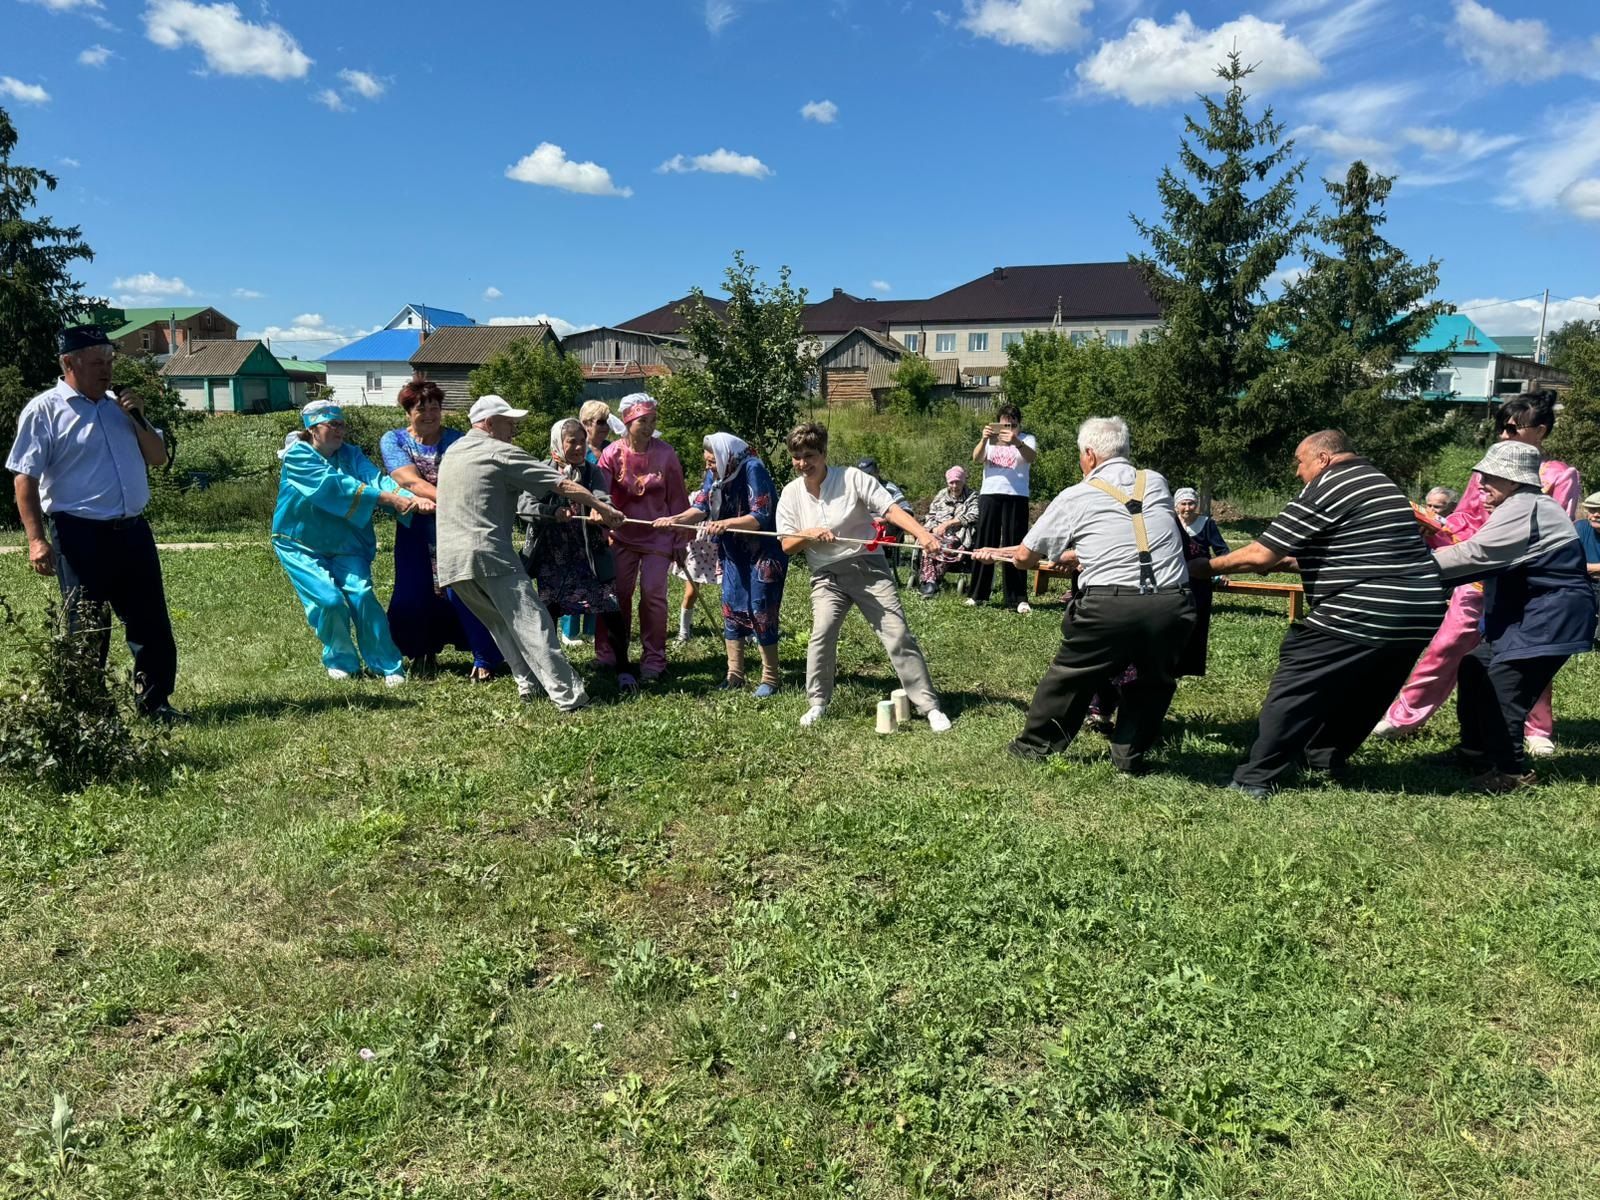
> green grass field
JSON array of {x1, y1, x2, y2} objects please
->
[{"x1": 2, "y1": 538, "x2": 1599, "y2": 1198}]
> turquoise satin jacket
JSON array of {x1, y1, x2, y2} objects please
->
[{"x1": 271, "y1": 441, "x2": 411, "y2": 560}]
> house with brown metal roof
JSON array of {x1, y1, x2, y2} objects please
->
[
  {"x1": 409, "y1": 323, "x2": 561, "y2": 410},
  {"x1": 885, "y1": 263, "x2": 1161, "y2": 381},
  {"x1": 616, "y1": 294, "x2": 728, "y2": 336},
  {"x1": 160, "y1": 339, "x2": 292, "y2": 413}
]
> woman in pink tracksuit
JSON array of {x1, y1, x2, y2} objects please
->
[
  {"x1": 1377, "y1": 391, "x2": 1581, "y2": 753},
  {"x1": 595, "y1": 393, "x2": 690, "y2": 680}
]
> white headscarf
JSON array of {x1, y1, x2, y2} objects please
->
[
  {"x1": 277, "y1": 431, "x2": 306, "y2": 459},
  {"x1": 703, "y1": 432, "x2": 750, "y2": 481},
  {"x1": 550, "y1": 417, "x2": 584, "y2": 462}
]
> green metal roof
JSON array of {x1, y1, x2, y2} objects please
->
[
  {"x1": 1490, "y1": 335, "x2": 1538, "y2": 358},
  {"x1": 275, "y1": 357, "x2": 326, "y2": 376},
  {"x1": 106, "y1": 306, "x2": 210, "y2": 340}
]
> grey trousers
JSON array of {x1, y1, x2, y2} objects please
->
[
  {"x1": 450, "y1": 572, "x2": 589, "y2": 712},
  {"x1": 807, "y1": 555, "x2": 940, "y2": 713}
]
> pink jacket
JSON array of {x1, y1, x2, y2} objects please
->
[{"x1": 598, "y1": 436, "x2": 691, "y2": 555}]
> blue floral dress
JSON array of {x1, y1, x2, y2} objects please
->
[
  {"x1": 694, "y1": 452, "x2": 788, "y2": 645},
  {"x1": 378, "y1": 426, "x2": 503, "y2": 670}
]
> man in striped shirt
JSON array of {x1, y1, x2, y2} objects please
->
[{"x1": 1211, "y1": 430, "x2": 1448, "y2": 794}]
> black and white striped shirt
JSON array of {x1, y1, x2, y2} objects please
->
[{"x1": 1258, "y1": 457, "x2": 1447, "y2": 644}]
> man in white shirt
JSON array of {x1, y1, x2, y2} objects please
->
[{"x1": 776, "y1": 422, "x2": 952, "y2": 732}]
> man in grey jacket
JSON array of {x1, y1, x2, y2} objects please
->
[{"x1": 435, "y1": 395, "x2": 623, "y2": 710}]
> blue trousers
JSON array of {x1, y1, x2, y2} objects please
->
[{"x1": 273, "y1": 541, "x2": 404, "y2": 676}]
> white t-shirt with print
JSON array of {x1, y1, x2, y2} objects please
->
[
  {"x1": 980, "y1": 432, "x2": 1036, "y2": 497},
  {"x1": 776, "y1": 465, "x2": 894, "y2": 570}
]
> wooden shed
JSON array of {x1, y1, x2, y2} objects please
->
[
  {"x1": 409, "y1": 324, "x2": 560, "y2": 410},
  {"x1": 562, "y1": 326, "x2": 700, "y2": 401},
  {"x1": 820, "y1": 327, "x2": 918, "y2": 407}
]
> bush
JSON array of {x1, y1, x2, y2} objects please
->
[{"x1": 0, "y1": 595, "x2": 168, "y2": 791}]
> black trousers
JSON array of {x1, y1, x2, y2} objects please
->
[
  {"x1": 1233, "y1": 624, "x2": 1423, "y2": 790},
  {"x1": 1011, "y1": 589, "x2": 1196, "y2": 771},
  {"x1": 51, "y1": 514, "x2": 177, "y2": 713},
  {"x1": 1458, "y1": 644, "x2": 1569, "y2": 776},
  {"x1": 969, "y1": 493, "x2": 1030, "y2": 606}
]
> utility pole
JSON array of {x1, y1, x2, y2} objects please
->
[{"x1": 1535, "y1": 288, "x2": 1550, "y2": 364}]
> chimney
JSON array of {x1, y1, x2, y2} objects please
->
[
  {"x1": 169, "y1": 312, "x2": 177, "y2": 353},
  {"x1": 833, "y1": 288, "x2": 844, "y2": 298},
  {"x1": 993, "y1": 266, "x2": 1006, "y2": 279}
]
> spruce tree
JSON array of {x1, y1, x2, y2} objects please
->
[
  {"x1": 0, "y1": 106, "x2": 95, "y2": 390},
  {"x1": 1273, "y1": 160, "x2": 1455, "y2": 484},
  {"x1": 1129, "y1": 54, "x2": 1306, "y2": 498}
]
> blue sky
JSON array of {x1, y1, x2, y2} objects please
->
[{"x1": 4, "y1": 0, "x2": 1598, "y2": 356}]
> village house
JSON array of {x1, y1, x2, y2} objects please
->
[
  {"x1": 560, "y1": 326, "x2": 697, "y2": 402},
  {"x1": 102, "y1": 306, "x2": 240, "y2": 358},
  {"x1": 408, "y1": 323, "x2": 561, "y2": 410},
  {"x1": 160, "y1": 340, "x2": 293, "y2": 413}
]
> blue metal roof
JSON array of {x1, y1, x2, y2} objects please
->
[
  {"x1": 1410, "y1": 314, "x2": 1500, "y2": 355},
  {"x1": 323, "y1": 329, "x2": 424, "y2": 362},
  {"x1": 410, "y1": 304, "x2": 474, "y2": 328}
]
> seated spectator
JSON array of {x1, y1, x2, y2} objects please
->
[
  {"x1": 1424, "y1": 486, "x2": 1460, "y2": 519},
  {"x1": 918, "y1": 466, "x2": 979, "y2": 597}
]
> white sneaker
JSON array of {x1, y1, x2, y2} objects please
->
[
  {"x1": 1371, "y1": 719, "x2": 1398, "y2": 738},
  {"x1": 964, "y1": 598, "x2": 978, "y2": 607},
  {"x1": 927, "y1": 710, "x2": 952, "y2": 734},
  {"x1": 559, "y1": 633, "x2": 584, "y2": 647},
  {"x1": 383, "y1": 673, "x2": 406, "y2": 688},
  {"x1": 799, "y1": 704, "x2": 827, "y2": 727},
  {"x1": 1017, "y1": 602, "x2": 1032, "y2": 615},
  {"x1": 1525, "y1": 734, "x2": 1556, "y2": 757},
  {"x1": 327, "y1": 668, "x2": 352, "y2": 681}
]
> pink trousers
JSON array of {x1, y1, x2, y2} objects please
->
[
  {"x1": 596, "y1": 545, "x2": 670, "y2": 678},
  {"x1": 1385, "y1": 583, "x2": 1554, "y2": 738}
]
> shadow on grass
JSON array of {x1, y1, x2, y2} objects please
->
[{"x1": 190, "y1": 692, "x2": 413, "y2": 723}]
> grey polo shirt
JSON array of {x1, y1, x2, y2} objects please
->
[
  {"x1": 1022, "y1": 457, "x2": 1188, "y2": 589},
  {"x1": 434, "y1": 427, "x2": 562, "y2": 586}
]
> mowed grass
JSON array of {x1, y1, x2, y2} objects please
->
[{"x1": 2, "y1": 542, "x2": 1600, "y2": 1199}]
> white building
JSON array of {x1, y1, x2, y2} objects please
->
[{"x1": 322, "y1": 329, "x2": 425, "y2": 408}]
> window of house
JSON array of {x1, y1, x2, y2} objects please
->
[
  {"x1": 1001, "y1": 332, "x2": 1022, "y2": 349},
  {"x1": 1105, "y1": 329, "x2": 1128, "y2": 347},
  {"x1": 1070, "y1": 331, "x2": 1089, "y2": 346},
  {"x1": 141, "y1": 331, "x2": 151, "y2": 350},
  {"x1": 367, "y1": 372, "x2": 383, "y2": 393},
  {"x1": 902, "y1": 333, "x2": 920, "y2": 352},
  {"x1": 1430, "y1": 370, "x2": 1453, "y2": 392},
  {"x1": 202, "y1": 313, "x2": 212, "y2": 330},
  {"x1": 935, "y1": 333, "x2": 956, "y2": 353},
  {"x1": 968, "y1": 332, "x2": 989, "y2": 353}
]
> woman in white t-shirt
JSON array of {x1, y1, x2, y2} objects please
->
[
  {"x1": 969, "y1": 402, "x2": 1038, "y2": 614},
  {"x1": 775, "y1": 422, "x2": 952, "y2": 733}
]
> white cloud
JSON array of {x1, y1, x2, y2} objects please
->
[
  {"x1": 0, "y1": 77, "x2": 52, "y2": 104},
  {"x1": 1300, "y1": 0, "x2": 1385, "y2": 57},
  {"x1": 144, "y1": 0, "x2": 312, "y2": 80},
  {"x1": 23, "y1": 0, "x2": 104, "y2": 10},
  {"x1": 483, "y1": 286, "x2": 503, "y2": 301},
  {"x1": 338, "y1": 68, "x2": 384, "y2": 99},
  {"x1": 1449, "y1": 0, "x2": 1561, "y2": 83},
  {"x1": 705, "y1": 0, "x2": 736, "y2": 33},
  {"x1": 59, "y1": 156, "x2": 80, "y2": 167},
  {"x1": 1506, "y1": 102, "x2": 1600, "y2": 221},
  {"x1": 658, "y1": 148, "x2": 773, "y2": 178},
  {"x1": 314, "y1": 88, "x2": 348, "y2": 112},
  {"x1": 505, "y1": 143, "x2": 632, "y2": 197},
  {"x1": 78, "y1": 44, "x2": 113, "y2": 66},
  {"x1": 801, "y1": 99, "x2": 839, "y2": 124},
  {"x1": 1563, "y1": 179, "x2": 1600, "y2": 221},
  {"x1": 1076, "y1": 13, "x2": 1323, "y2": 105},
  {"x1": 1453, "y1": 295, "x2": 1600, "y2": 336},
  {"x1": 1292, "y1": 125, "x2": 1395, "y2": 170},
  {"x1": 1401, "y1": 125, "x2": 1519, "y2": 162},
  {"x1": 243, "y1": 313, "x2": 376, "y2": 348},
  {"x1": 232, "y1": 287, "x2": 264, "y2": 299},
  {"x1": 1302, "y1": 82, "x2": 1418, "y2": 133},
  {"x1": 961, "y1": 0, "x2": 1091, "y2": 53},
  {"x1": 487, "y1": 314, "x2": 596, "y2": 339},
  {"x1": 871, "y1": 280, "x2": 892, "y2": 294},
  {"x1": 112, "y1": 272, "x2": 194, "y2": 302}
]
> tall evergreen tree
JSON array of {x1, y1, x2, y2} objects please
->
[
  {"x1": 0, "y1": 106, "x2": 95, "y2": 390},
  {"x1": 1271, "y1": 160, "x2": 1455, "y2": 483},
  {"x1": 1129, "y1": 54, "x2": 1306, "y2": 497}
]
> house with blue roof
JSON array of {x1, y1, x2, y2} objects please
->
[
  {"x1": 1400, "y1": 314, "x2": 1569, "y2": 407},
  {"x1": 321, "y1": 305, "x2": 477, "y2": 406}
]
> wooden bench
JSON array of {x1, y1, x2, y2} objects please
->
[
  {"x1": 1030, "y1": 570, "x2": 1306, "y2": 620},
  {"x1": 1215, "y1": 579, "x2": 1306, "y2": 620}
]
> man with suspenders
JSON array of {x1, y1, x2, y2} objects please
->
[{"x1": 976, "y1": 415, "x2": 1196, "y2": 773}]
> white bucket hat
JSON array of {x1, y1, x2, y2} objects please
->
[{"x1": 1472, "y1": 440, "x2": 1543, "y2": 488}]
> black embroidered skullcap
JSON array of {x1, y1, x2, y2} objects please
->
[{"x1": 57, "y1": 325, "x2": 113, "y2": 355}]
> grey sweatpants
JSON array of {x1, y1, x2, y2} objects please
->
[
  {"x1": 807, "y1": 554, "x2": 939, "y2": 714},
  {"x1": 450, "y1": 572, "x2": 589, "y2": 712}
]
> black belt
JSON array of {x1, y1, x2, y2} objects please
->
[
  {"x1": 53, "y1": 512, "x2": 146, "y2": 531},
  {"x1": 1078, "y1": 584, "x2": 1190, "y2": 597}
]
